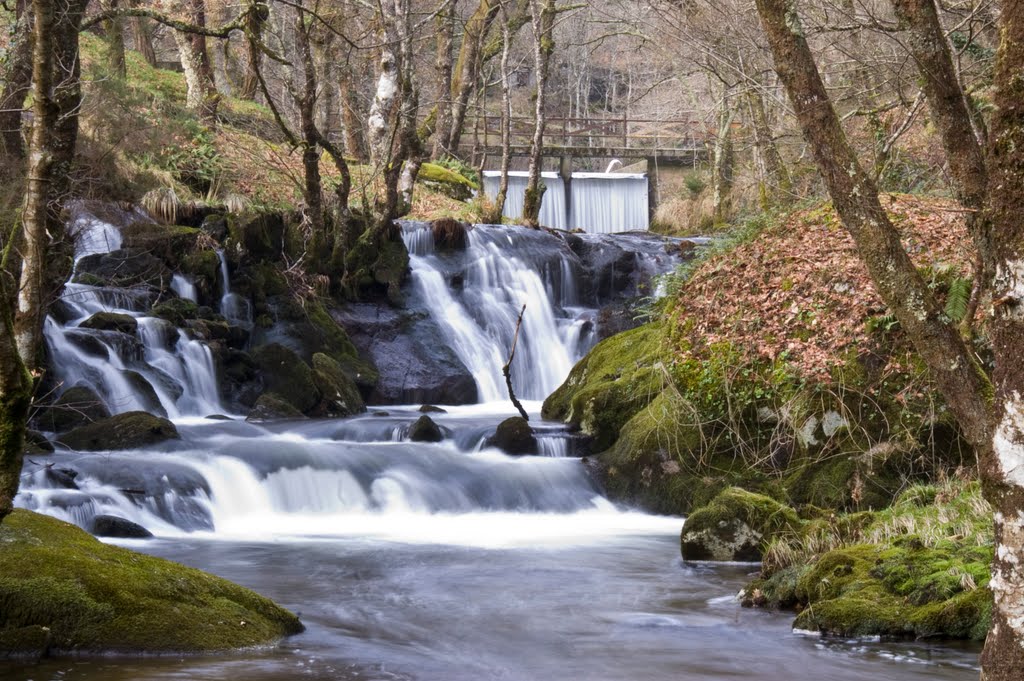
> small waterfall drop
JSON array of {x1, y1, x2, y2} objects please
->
[
  {"x1": 43, "y1": 205, "x2": 228, "y2": 419},
  {"x1": 217, "y1": 250, "x2": 253, "y2": 330},
  {"x1": 404, "y1": 224, "x2": 587, "y2": 402}
]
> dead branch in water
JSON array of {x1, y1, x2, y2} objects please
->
[{"x1": 503, "y1": 304, "x2": 529, "y2": 421}]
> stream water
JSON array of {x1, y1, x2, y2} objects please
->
[{"x1": 3, "y1": 207, "x2": 982, "y2": 679}]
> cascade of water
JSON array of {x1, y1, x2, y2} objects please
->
[
  {"x1": 42, "y1": 206, "x2": 228, "y2": 419},
  {"x1": 217, "y1": 250, "x2": 253, "y2": 329},
  {"x1": 170, "y1": 274, "x2": 197, "y2": 302},
  {"x1": 404, "y1": 225, "x2": 585, "y2": 402}
]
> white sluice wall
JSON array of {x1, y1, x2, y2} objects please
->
[{"x1": 482, "y1": 171, "x2": 649, "y2": 233}]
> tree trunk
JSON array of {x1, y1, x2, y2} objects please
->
[
  {"x1": 446, "y1": 0, "x2": 501, "y2": 155},
  {"x1": 493, "y1": 0, "x2": 513, "y2": 220},
  {"x1": 0, "y1": 0, "x2": 33, "y2": 161},
  {"x1": 173, "y1": 0, "x2": 218, "y2": 120},
  {"x1": 1, "y1": 0, "x2": 56, "y2": 523},
  {"x1": 295, "y1": 10, "x2": 324, "y2": 237},
  {"x1": 432, "y1": 2, "x2": 457, "y2": 159},
  {"x1": 978, "y1": 6, "x2": 1024, "y2": 678},
  {"x1": 105, "y1": 0, "x2": 127, "y2": 79},
  {"x1": 711, "y1": 91, "x2": 735, "y2": 224},
  {"x1": 746, "y1": 86, "x2": 790, "y2": 209},
  {"x1": 753, "y1": 0, "x2": 992, "y2": 464},
  {"x1": 238, "y1": 3, "x2": 265, "y2": 101},
  {"x1": 522, "y1": 0, "x2": 555, "y2": 227},
  {"x1": 338, "y1": 51, "x2": 369, "y2": 161}
]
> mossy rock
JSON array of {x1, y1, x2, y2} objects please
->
[
  {"x1": 34, "y1": 386, "x2": 110, "y2": 434},
  {"x1": 59, "y1": 411, "x2": 179, "y2": 451},
  {"x1": 680, "y1": 487, "x2": 802, "y2": 562},
  {"x1": 251, "y1": 343, "x2": 320, "y2": 414},
  {"x1": 151, "y1": 298, "x2": 200, "y2": 326},
  {"x1": 120, "y1": 370, "x2": 169, "y2": 417},
  {"x1": 119, "y1": 223, "x2": 200, "y2": 268},
  {"x1": 790, "y1": 542, "x2": 992, "y2": 640},
  {"x1": 542, "y1": 323, "x2": 669, "y2": 451},
  {"x1": 0, "y1": 510, "x2": 302, "y2": 655},
  {"x1": 246, "y1": 392, "x2": 305, "y2": 422},
  {"x1": 226, "y1": 212, "x2": 286, "y2": 260},
  {"x1": 311, "y1": 353, "x2": 365, "y2": 417},
  {"x1": 79, "y1": 312, "x2": 138, "y2": 335},
  {"x1": 343, "y1": 227, "x2": 409, "y2": 304}
]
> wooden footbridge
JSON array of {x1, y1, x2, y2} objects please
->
[{"x1": 463, "y1": 114, "x2": 715, "y2": 166}]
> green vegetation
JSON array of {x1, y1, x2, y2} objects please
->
[{"x1": 0, "y1": 510, "x2": 303, "y2": 656}]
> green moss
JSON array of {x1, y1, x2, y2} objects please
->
[
  {"x1": 119, "y1": 223, "x2": 201, "y2": 267},
  {"x1": 59, "y1": 412, "x2": 179, "y2": 451},
  {"x1": 418, "y1": 162, "x2": 479, "y2": 189},
  {"x1": 0, "y1": 510, "x2": 302, "y2": 654},
  {"x1": 311, "y1": 353, "x2": 365, "y2": 417},
  {"x1": 251, "y1": 344, "x2": 320, "y2": 414},
  {"x1": 151, "y1": 298, "x2": 200, "y2": 326},
  {"x1": 681, "y1": 488, "x2": 802, "y2": 561},
  {"x1": 542, "y1": 323, "x2": 669, "y2": 450}
]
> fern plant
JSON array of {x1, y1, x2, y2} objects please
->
[{"x1": 944, "y1": 277, "x2": 973, "y2": 322}]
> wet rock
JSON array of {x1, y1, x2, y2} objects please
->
[
  {"x1": 311, "y1": 353, "x2": 365, "y2": 417},
  {"x1": 200, "y1": 213, "x2": 229, "y2": 241},
  {"x1": 226, "y1": 212, "x2": 286, "y2": 260},
  {"x1": 251, "y1": 343, "x2": 320, "y2": 414},
  {"x1": 680, "y1": 488, "x2": 801, "y2": 562},
  {"x1": 120, "y1": 370, "x2": 169, "y2": 417},
  {"x1": 34, "y1": 385, "x2": 111, "y2": 433},
  {"x1": 212, "y1": 346, "x2": 263, "y2": 409},
  {"x1": 60, "y1": 411, "x2": 180, "y2": 451},
  {"x1": 409, "y1": 415, "x2": 444, "y2": 443},
  {"x1": 430, "y1": 218, "x2": 470, "y2": 250},
  {"x1": 43, "y1": 467, "x2": 78, "y2": 489},
  {"x1": 486, "y1": 417, "x2": 538, "y2": 455},
  {"x1": 79, "y1": 312, "x2": 138, "y2": 335},
  {"x1": 333, "y1": 304, "x2": 477, "y2": 406},
  {"x1": 246, "y1": 393, "x2": 306, "y2": 421},
  {"x1": 419, "y1": 405, "x2": 447, "y2": 414},
  {"x1": 151, "y1": 298, "x2": 200, "y2": 326},
  {"x1": 119, "y1": 223, "x2": 200, "y2": 268},
  {"x1": 64, "y1": 330, "x2": 110, "y2": 359},
  {"x1": 75, "y1": 249, "x2": 171, "y2": 289},
  {"x1": 91, "y1": 514, "x2": 153, "y2": 539},
  {"x1": 26, "y1": 431, "x2": 55, "y2": 455}
]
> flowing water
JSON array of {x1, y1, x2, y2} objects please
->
[{"x1": 5, "y1": 207, "x2": 981, "y2": 680}]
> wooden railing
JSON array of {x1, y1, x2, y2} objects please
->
[{"x1": 466, "y1": 115, "x2": 721, "y2": 154}]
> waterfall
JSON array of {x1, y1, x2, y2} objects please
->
[
  {"x1": 43, "y1": 205, "x2": 228, "y2": 419},
  {"x1": 404, "y1": 224, "x2": 586, "y2": 402},
  {"x1": 217, "y1": 250, "x2": 253, "y2": 329},
  {"x1": 482, "y1": 171, "x2": 649, "y2": 233}
]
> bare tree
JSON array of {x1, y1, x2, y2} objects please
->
[
  {"x1": 521, "y1": 0, "x2": 555, "y2": 226},
  {"x1": 753, "y1": 0, "x2": 1023, "y2": 676}
]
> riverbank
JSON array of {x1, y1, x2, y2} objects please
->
[{"x1": 543, "y1": 196, "x2": 991, "y2": 641}]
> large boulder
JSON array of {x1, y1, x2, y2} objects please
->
[
  {"x1": 486, "y1": 417, "x2": 538, "y2": 455},
  {"x1": 311, "y1": 353, "x2": 365, "y2": 417},
  {"x1": 251, "y1": 343, "x2": 320, "y2": 414},
  {"x1": 59, "y1": 412, "x2": 179, "y2": 451},
  {"x1": 0, "y1": 510, "x2": 302, "y2": 655},
  {"x1": 212, "y1": 347, "x2": 263, "y2": 410},
  {"x1": 74, "y1": 249, "x2": 171, "y2": 289},
  {"x1": 90, "y1": 515, "x2": 153, "y2": 539},
  {"x1": 680, "y1": 487, "x2": 801, "y2": 562},
  {"x1": 119, "y1": 223, "x2": 201, "y2": 268},
  {"x1": 34, "y1": 386, "x2": 110, "y2": 433},
  {"x1": 79, "y1": 312, "x2": 138, "y2": 335},
  {"x1": 334, "y1": 303, "x2": 477, "y2": 405}
]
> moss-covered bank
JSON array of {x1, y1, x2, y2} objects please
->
[{"x1": 0, "y1": 510, "x2": 303, "y2": 657}]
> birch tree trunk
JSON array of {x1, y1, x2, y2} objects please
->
[
  {"x1": 173, "y1": 0, "x2": 219, "y2": 120},
  {"x1": 432, "y1": 1, "x2": 457, "y2": 159},
  {"x1": 746, "y1": 86, "x2": 790, "y2": 209},
  {"x1": 446, "y1": 0, "x2": 500, "y2": 155},
  {"x1": 521, "y1": 0, "x2": 555, "y2": 227},
  {"x1": 338, "y1": 49, "x2": 369, "y2": 161}
]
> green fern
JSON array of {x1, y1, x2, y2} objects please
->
[{"x1": 944, "y1": 277, "x2": 973, "y2": 322}]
